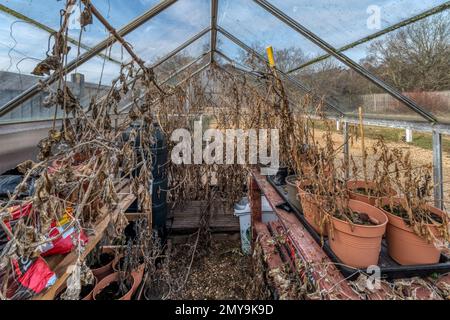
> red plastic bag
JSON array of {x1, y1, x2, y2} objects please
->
[
  {"x1": 39, "y1": 209, "x2": 89, "y2": 257},
  {"x1": 7, "y1": 202, "x2": 33, "y2": 220},
  {"x1": 3, "y1": 257, "x2": 57, "y2": 300}
]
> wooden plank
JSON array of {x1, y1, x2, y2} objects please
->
[
  {"x1": 33, "y1": 187, "x2": 136, "y2": 300},
  {"x1": 254, "y1": 221, "x2": 286, "y2": 298},
  {"x1": 170, "y1": 200, "x2": 239, "y2": 233},
  {"x1": 250, "y1": 169, "x2": 360, "y2": 300}
]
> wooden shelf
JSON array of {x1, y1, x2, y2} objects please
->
[{"x1": 33, "y1": 181, "x2": 136, "y2": 300}]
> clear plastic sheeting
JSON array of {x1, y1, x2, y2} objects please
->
[
  {"x1": 267, "y1": 0, "x2": 447, "y2": 49},
  {"x1": 218, "y1": 0, "x2": 328, "y2": 72},
  {"x1": 125, "y1": 0, "x2": 210, "y2": 66},
  {"x1": 154, "y1": 30, "x2": 211, "y2": 80},
  {"x1": 291, "y1": 56, "x2": 428, "y2": 122},
  {"x1": 0, "y1": 0, "x2": 448, "y2": 126},
  {"x1": 342, "y1": 11, "x2": 450, "y2": 124}
]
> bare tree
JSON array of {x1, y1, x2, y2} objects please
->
[{"x1": 362, "y1": 12, "x2": 450, "y2": 92}]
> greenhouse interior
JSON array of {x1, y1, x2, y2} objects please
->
[{"x1": 0, "y1": 0, "x2": 449, "y2": 302}]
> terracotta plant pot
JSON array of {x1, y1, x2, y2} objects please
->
[
  {"x1": 379, "y1": 197, "x2": 446, "y2": 265},
  {"x1": 297, "y1": 180, "x2": 328, "y2": 235},
  {"x1": 347, "y1": 180, "x2": 397, "y2": 206},
  {"x1": 91, "y1": 248, "x2": 116, "y2": 281},
  {"x1": 81, "y1": 277, "x2": 98, "y2": 301},
  {"x1": 92, "y1": 266, "x2": 144, "y2": 301},
  {"x1": 286, "y1": 175, "x2": 301, "y2": 211},
  {"x1": 328, "y1": 200, "x2": 388, "y2": 268}
]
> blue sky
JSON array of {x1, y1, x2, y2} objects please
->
[{"x1": 0, "y1": 0, "x2": 446, "y2": 85}]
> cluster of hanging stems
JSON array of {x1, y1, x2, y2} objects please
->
[{"x1": 1, "y1": 0, "x2": 448, "y2": 300}]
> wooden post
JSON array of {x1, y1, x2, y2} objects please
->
[{"x1": 249, "y1": 176, "x2": 262, "y2": 251}]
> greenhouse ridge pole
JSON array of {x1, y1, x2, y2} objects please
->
[
  {"x1": 0, "y1": 4, "x2": 121, "y2": 65},
  {"x1": 252, "y1": 0, "x2": 438, "y2": 123},
  {"x1": 287, "y1": 2, "x2": 450, "y2": 74},
  {"x1": 216, "y1": 27, "x2": 345, "y2": 116},
  {"x1": 210, "y1": 0, "x2": 219, "y2": 63},
  {"x1": 0, "y1": 0, "x2": 178, "y2": 118}
]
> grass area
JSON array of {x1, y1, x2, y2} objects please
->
[
  {"x1": 360, "y1": 126, "x2": 450, "y2": 154},
  {"x1": 312, "y1": 120, "x2": 450, "y2": 154}
]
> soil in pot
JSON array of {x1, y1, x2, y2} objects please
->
[
  {"x1": 144, "y1": 279, "x2": 169, "y2": 300},
  {"x1": 329, "y1": 200, "x2": 388, "y2": 268},
  {"x1": 95, "y1": 278, "x2": 133, "y2": 300},
  {"x1": 90, "y1": 250, "x2": 115, "y2": 280},
  {"x1": 79, "y1": 283, "x2": 96, "y2": 299},
  {"x1": 113, "y1": 256, "x2": 145, "y2": 272},
  {"x1": 380, "y1": 198, "x2": 445, "y2": 265},
  {"x1": 91, "y1": 252, "x2": 114, "y2": 269},
  {"x1": 347, "y1": 180, "x2": 397, "y2": 206},
  {"x1": 382, "y1": 204, "x2": 443, "y2": 225},
  {"x1": 333, "y1": 208, "x2": 379, "y2": 226}
]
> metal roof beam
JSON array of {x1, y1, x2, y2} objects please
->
[{"x1": 119, "y1": 52, "x2": 210, "y2": 113}]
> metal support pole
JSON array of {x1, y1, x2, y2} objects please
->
[
  {"x1": 432, "y1": 131, "x2": 444, "y2": 210},
  {"x1": 82, "y1": 0, "x2": 147, "y2": 71},
  {"x1": 0, "y1": 0, "x2": 178, "y2": 118},
  {"x1": 343, "y1": 121, "x2": 350, "y2": 179},
  {"x1": 252, "y1": 0, "x2": 437, "y2": 123}
]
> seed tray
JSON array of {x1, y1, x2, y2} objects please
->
[{"x1": 267, "y1": 176, "x2": 450, "y2": 280}]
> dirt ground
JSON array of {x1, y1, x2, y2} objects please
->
[
  {"x1": 170, "y1": 239, "x2": 257, "y2": 300},
  {"x1": 315, "y1": 129, "x2": 450, "y2": 207}
]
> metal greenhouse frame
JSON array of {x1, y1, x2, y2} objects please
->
[{"x1": 0, "y1": 0, "x2": 449, "y2": 209}]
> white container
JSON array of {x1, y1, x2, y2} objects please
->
[{"x1": 234, "y1": 196, "x2": 278, "y2": 255}]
